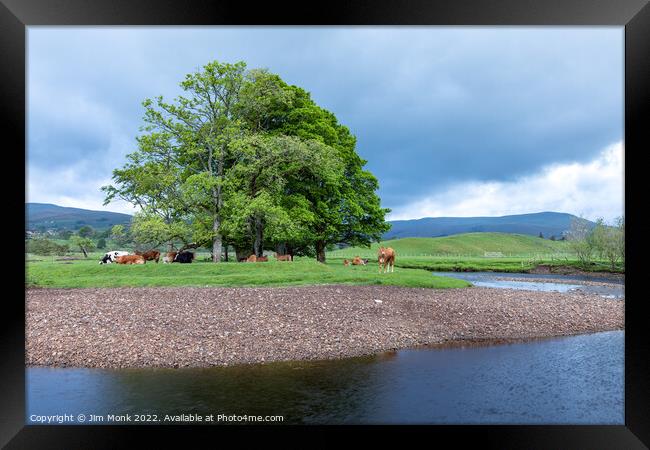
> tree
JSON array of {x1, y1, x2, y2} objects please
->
[
  {"x1": 538, "y1": 232, "x2": 544, "y2": 239},
  {"x1": 109, "y1": 225, "x2": 130, "y2": 247},
  {"x1": 78, "y1": 225, "x2": 95, "y2": 238},
  {"x1": 590, "y1": 217, "x2": 624, "y2": 271},
  {"x1": 104, "y1": 60, "x2": 390, "y2": 263},
  {"x1": 566, "y1": 216, "x2": 594, "y2": 268},
  {"x1": 70, "y1": 235, "x2": 96, "y2": 258},
  {"x1": 96, "y1": 238, "x2": 107, "y2": 249}
]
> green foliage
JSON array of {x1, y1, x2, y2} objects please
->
[
  {"x1": 69, "y1": 235, "x2": 96, "y2": 257},
  {"x1": 78, "y1": 225, "x2": 95, "y2": 238},
  {"x1": 96, "y1": 238, "x2": 107, "y2": 249},
  {"x1": 130, "y1": 212, "x2": 190, "y2": 250},
  {"x1": 589, "y1": 217, "x2": 625, "y2": 270},
  {"x1": 27, "y1": 238, "x2": 69, "y2": 256}
]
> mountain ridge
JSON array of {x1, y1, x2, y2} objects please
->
[{"x1": 26, "y1": 203, "x2": 591, "y2": 238}]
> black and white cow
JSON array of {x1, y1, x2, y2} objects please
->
[
  {"x1": 173, "y1": 251, "x2": 195, "y2": 264},
  {"x1": 99, "y1": 250, "x2": 130, "y2": 264}
]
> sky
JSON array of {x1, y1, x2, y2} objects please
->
[{"x1": 26, "y1": 27, "x2": 624, "y2": 223}]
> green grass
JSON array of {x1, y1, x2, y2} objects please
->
[
  {"x1": 328, "y1": 233, "x2": 571, "y2": 258},
  {"x1": 25, "y1": 257, "x2": 470, "y2": 289},
  {"x1": 327, "y1": 233, "x2": 623, "y2": 273}
]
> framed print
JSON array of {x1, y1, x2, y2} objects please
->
[{"x1": 3, "y1": 0, "x2": 649, "y2": 447}]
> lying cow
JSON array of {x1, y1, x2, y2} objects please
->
[
  {"x1": 343, "y1": 259, "x2": 350, "y2": 266},
  {"x1": 99, "y1": 250, "x2": 129, "y2": 264},
  {"x1": 257, "y1": 256, "x2": 268, "y2": 262},
  {"x1": 135, "y1": 249, "x2": 160, "y2": 263},
  {"x1": 275, "y1": 254, "x2": 293, "y2": 262},
  {"x1": 173, "y1": 251, "x2": 195, "y2": 263},
  {"x1": 162, "y1": 251, "x2": 178, "y2": 263},
  {"x1": 115, "y1": 255, "x2": 146, "y2": 265},
  {"x1": 246, "y1": 254, "x2": 257, "y2": 262},
  {"x1": 351, "y1": 256, "x2": 365, "y2": 265}
]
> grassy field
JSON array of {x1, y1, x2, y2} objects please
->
[
  {"x1": 328, "y1": 233, "x2": 571, "y2": 258},
  {"x1": 25, "y1": 255, "x2": 470, "y2": 289},
  {"x1": 327, "y1": 233, "x2": 623, "y2": 273}
]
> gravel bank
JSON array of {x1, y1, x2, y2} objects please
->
[{"x1": 26, "y1": 286, "x2": 624, "y2": 368}]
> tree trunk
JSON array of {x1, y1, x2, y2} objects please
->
[
  {"x1": 80, "y1": 246, "x2": 88, "y2": 258},
  {"x1": 224, "y1": 245, "x2": 229, "y2": 262},
  {"x1": 315, "y1": 240, "x2": 326, "y2": 263},
  {"x1": 253, "y1": 215, "x2": 264, "y2": 257},
  {"x1": 212, "y1": 216, "x2": 222, "y2": 263}
]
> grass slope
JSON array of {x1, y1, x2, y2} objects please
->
[
  {"x1": 25, "y1": 258, "x2": 469, "y2": 289},
  {"x1": 329, "y1": 233, "x2": 570, "y2": 258}
]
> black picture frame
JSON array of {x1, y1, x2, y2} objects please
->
[{"x1": 4, "y1": 0, "x2": 648, "y2": 447}]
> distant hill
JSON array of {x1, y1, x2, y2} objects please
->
[
  {"x1": 26, "y1": 203, "x2": 132, "y2": 231},
  {"x1": 384, "y1": 212, "x2": 592, "y2": 240},
  {"x1": 329, "y1": 233, "x2": 571, "y2": 258}
]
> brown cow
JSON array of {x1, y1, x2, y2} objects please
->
[
  {"x1": 275, "y1": 254, "x2": 293, "y2": 262},
  {"x1": 135, "y1": 249, "x2": 160, "y2": 263},
  {"x1": 343, "y1": 259, "x2": 350, "y2": 266},
  {"x1": 115, "y1": 255, "x2": 146, "y2": 265},
  {"x1": 162, "y1": 251, "x2": 177, "y2": 264},
  {"x1": 351, "y1": 256, "x2": 365, "y2": 265},
  {"x1": 378, "y1": 247, "x2": 395, "y2": 273},
  {"x1": 247, "y1": 254, "x2": 257, "y2": 262},
  {"x1": 257, "y1": 256, "x2": 268, "y2": 262}
]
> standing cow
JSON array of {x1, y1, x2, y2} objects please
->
[{"x1": 378, "y1": 247, "x2": 395, "y2": 273}]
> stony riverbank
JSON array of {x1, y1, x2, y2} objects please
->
[{"x1": 26, "y1": 285, "x2": 624, "y2": 368}]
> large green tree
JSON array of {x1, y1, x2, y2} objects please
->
[{"x1": 104, "y1": 60, "x2": 389, "y2": 263}]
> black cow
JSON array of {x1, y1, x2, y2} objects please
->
[{"x1": 173, "y1": 251, "x2": 195, "y2": 264}]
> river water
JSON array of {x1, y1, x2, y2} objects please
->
[
  {"x1": 27, "y1": 272, "x2": 624, "y2": 425},
  {"x1": 432, "y1": 271, "x2": 624, "y2": 298}
]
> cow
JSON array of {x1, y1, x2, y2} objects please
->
[
  {"x1": 275, "y1": 254, "x2": 293, "y2": 262},
  {"x1": 115, "y1": 255, "x2": 146, "y2": 265},
  {"x1": 99, "y1": 250, "x2": 129, "y2": 264},
  {"x1": 162, "y1": 251, "x2": 178, "y2": 264},
  {"x1": 378, "y1": 246, "x2": 395, "y2": 273},
  {"x1": 135, "y1": 249, "x2": 161, "y2": 263},
  {"x1": 256, "y1": 256, "x2": 268, "y2": 262},
  {"x1": 343, "y1": 259, "x2": 350, "y2": 266},
  {"x1": 246, "y1": 254, "x2": 257, "y2": 262},
  {"x1": 362, "y1": 258, "x2": 370, "y2": 265},
  {"x1": 351, "y1": 256, "x2": 365, "y2": 265},
  {"x1": 173, "y1": 251, "x2": 195, "y2": 264}
]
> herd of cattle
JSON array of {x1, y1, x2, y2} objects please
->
[
  {"x1": 99, "y1": 246, "x2": 396, "y2": 272},
  {"x1": 99, "y1": 250, "x2": 194, "y2": 265},
  {"x1": 99, "y1": 250, "x2": 294, "y2": 265}
]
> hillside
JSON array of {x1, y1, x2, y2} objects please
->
[
  {"x1": 329, "y1": 233, "x2": 571, "y2": 258},
  {"x1": 26, "y1": 203, "x2": 132, "y2": 231},
  {"x1": 384, "y1": 212, "x2": 591, "y2": 240}
]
